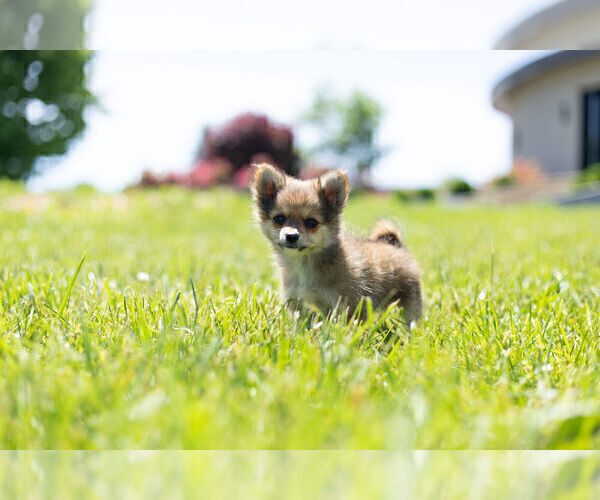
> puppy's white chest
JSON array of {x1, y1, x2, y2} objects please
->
[{"x1": 283, "y1": 262, "x2": 335, "y2": 311}]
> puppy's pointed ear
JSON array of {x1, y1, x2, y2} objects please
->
[
  {"x1": 251, "y1": 163, "x2": 286, "y2": 218},
  {"x1": 317, "y1": 170, "x2": 349, "y2": 217}
]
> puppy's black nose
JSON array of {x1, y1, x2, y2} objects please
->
[{"x1": 285, "y1": 233, "x2": 299, "y2": 244}]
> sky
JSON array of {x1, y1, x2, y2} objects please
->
[
  {"x1": 86, "y1": 0, "x2": 555, "y2": 51},
  {"x1": 29, "y1": 0, "x2": 557, "y2": 191}
]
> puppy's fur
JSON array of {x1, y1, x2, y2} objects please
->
[{"x1": 251, "y1": 163, "x2": 422, "y2": 322}]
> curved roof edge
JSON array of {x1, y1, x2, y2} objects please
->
[
  {"x1": 492, "y1": 50, "x2": 600, "y2": 113},
  {"x1": 494, "y1": 0, "x2": 598, "y2": 49}
]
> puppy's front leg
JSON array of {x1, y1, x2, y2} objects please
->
[{"x1": 286, "y1": 297, "x2": 304, "y2": 315}]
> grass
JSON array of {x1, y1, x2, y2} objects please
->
[
  {"x1": 0, "y1": 183, "x2": 599, "y2": 450},
  {"x1": 2, "y1": 451, "x2": 599, "y2": 498}
]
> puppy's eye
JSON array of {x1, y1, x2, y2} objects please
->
[
  {"x1": 273, "y1": 214, "x2": 286, "y2": 225},
  {"x1": 304, "y1": 218, "x2": 319, "y2": 229}
]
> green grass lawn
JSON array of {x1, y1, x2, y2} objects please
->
[{"x1": 1, "y1": 182, "x2": 599, "y2": 450}]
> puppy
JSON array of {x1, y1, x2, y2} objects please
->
[{"x1": 251, "y1": 163, "x2": 422, "y2": 323}]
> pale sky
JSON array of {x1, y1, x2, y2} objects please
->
[
  {"x1": 87, "y1": 0, "x2": 556, "y2": 50},
  {"x1": 29, "y1": 0, "x2": 557, "y2": 191}
]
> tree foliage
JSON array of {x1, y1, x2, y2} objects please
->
[
  {"x1": 0, "y1": 50, "x2": 94, "y2": 180},
  {"x1": 140, "y1": 113, "x2": 300, "y2": 189},
  {"x1": 0, "y1": 0, "x2": 92, "y2": 49},
  {"x1": 302, "y1": 89, "x2": 386, "y2": 175},
  {"x1": 198, "y1": 113, "x2": 300, "y2": 177}
]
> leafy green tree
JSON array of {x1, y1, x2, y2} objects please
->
[
  {"x1": 0, "y1": 0, "x2": 92, "y2": 49},
  {"x1": 302, "y1": 88, "x2": 386, "y2": 180},
  {"x1": 0, "y1": 50, "x2": 94, "y2": 179}
]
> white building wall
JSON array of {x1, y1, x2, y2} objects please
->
[
  {"x1": 495, "y1": 0, "x2": 600, "y2": 49},
  {"x1": 520, "y1": 14, "x2": 600, "y2": 49},
  {"x1": 507, "y1": 59, "x2": 600, "y2": 174}
]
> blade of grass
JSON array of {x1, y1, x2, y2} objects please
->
[
  {"x1": 57, "y1": 253, "x2": 86, "y2": 319},
  {"x1": 190, "y1": 274, "x2": 199, "y2": 326}
]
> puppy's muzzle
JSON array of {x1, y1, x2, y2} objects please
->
[
  {"x1": 280, "y1": 228, "x2": 301, "y2": 248},
  {"x1": 285, "y1": 233, "x2": 299, "y2": 244}
]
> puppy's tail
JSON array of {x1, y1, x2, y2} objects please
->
[{"x1": 369, "y1": 219, "x2": 404, "y2": 248}]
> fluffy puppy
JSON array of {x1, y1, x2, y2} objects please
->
[{"x1": 251, "y1": 163, "x2": 422, "y2": 323}]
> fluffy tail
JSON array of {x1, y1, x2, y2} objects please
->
[{"x1": 369, "y1": 219, "x2": 404, "y2": 248}]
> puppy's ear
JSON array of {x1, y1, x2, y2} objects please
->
[
  {"x1": 317, "y1": 170, "x2": 349, "y2": 217},
  {"x1": 251, "y1": 163, "x2": 286, "y2": 218}
]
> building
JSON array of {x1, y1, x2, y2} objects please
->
[
  {"x1": 495, "y1": 0, "x2": 600, "y2": 50},
  {"x1": 492, "y1": 0, "x2": 600, "y2": 177}
]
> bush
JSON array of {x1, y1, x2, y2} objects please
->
[
  {"x1": 444, "y1": 178, "x2": 474, "y2": 195},
  {"x1": 138, "y1": 113, "x2": 300, "y2": 189},
  {"x1": 489, "y1": 160, "x2": 545, "y2": 190},
  {"x1": 394, "y1": 190, "x2": 411, "y2": 203},
  {"x1": 579, "y1": 163, "x2": 600, "y2": 184},
  {"x1": 394, "y1": 188, "x2": 436, "y2": 203},
  {"x1": 198, "y1": 113, "x2": 300, "y2": 178},
  {"x1": 416, "y1": 188, "x2": 435, "y2": 201},
  {"x1": 493, "y1": 175, "x2": 515, "y2": 188}
]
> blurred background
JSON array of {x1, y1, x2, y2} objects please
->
[{"x1": 2, "y1": 0, "x2": 600, "y2": 203}]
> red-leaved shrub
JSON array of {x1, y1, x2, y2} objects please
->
[
  {"x1": 199, "y1": 113, "x2": 299, "y2": 179},
  {"x1": 137, "y1": 113, "x2": 299, "y2": 189}
]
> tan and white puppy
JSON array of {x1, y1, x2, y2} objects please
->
[{"x1": 251, "y1": 163, "x2": 422, "y2": 322}]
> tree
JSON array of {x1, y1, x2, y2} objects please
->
[
  {"x1": 139, "y1": 113, "x2": 300, "y2": 189},
  {"x1": 0, "y1": 0, "x2": 92, "y2": 49},
  {"x1": 301, "y1": 88, "x2": 386, "y2": 181},
  {"x1": 198, "y1": 113, "x2": 300, "y2": 177},
  {"x1": 0, "y1": 50, "x2": 94, "y2": 180}
]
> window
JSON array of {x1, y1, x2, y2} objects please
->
[{"x1": 583, "y1": 90, "x2": 600, "y2": 168}]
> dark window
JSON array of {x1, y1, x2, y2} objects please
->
[{"x1": 583, "y1": 90, "x2": 600, "y2": 168}]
